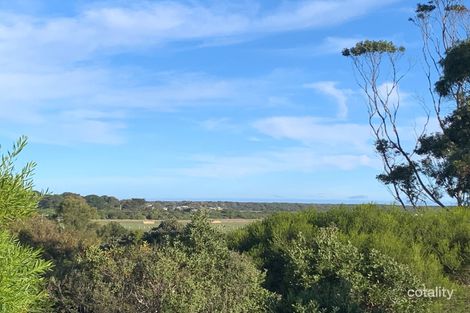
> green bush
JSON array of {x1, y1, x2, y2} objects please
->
[
  {"x1": 56, "y1": 195, "x2": 98, "y2": 231},
  {"x1": 230, "y1": 205, "x2": 470, "y2": 312},
  {"x1": 0, "y1": 137, "x2": 51, "y2": 313},
  {"x1": 11, "y1": 215, "x2": 98, "y2": 277},
  {"x1": 50, "y1": 212, "x2": 277, "y2": 312},
  {"x1": 0, "y1": 231, "x2": 52, "y2": 313},
  {"x1": 282, "y1": 227, "x2": 428, "y2": 312},
  {"x1": 0, "y1": 137, "x2": 41, "y2": 225},
  {"x1": 96, "y1": 221, "x2": 131, "y2": 243},
  {"x1": 142, "y1": 218, "x2": 182, "y2": 246}
]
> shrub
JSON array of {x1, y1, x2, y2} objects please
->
[
  {"x1": 0, "y1": 137, "x2": 51, "y2": 313},
  {"x1": 230, "y1": 205, "x2": 469, "y2": 312},
  {"x1": 50, "y1": 212, "x2": 277, "y2": 312},
  {"x1": 283, "y1": 227, "x2": 428, "y2": 312},
  {"x1": 0, "y1": 231, "x2": 51, "y2": 313}
]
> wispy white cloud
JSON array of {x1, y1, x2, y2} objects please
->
[
  {"x1": 316, "y1": 36, "x2": 363, "y2": 55},
  {"x1": 0, "y1": 0, "x2": 401, "y2": 145},
  {"x1": 306, "y1": 81, "x2": 352, "y2": 119},
  {"x1": 199, "y1": 118, "x2": 241, "y2": 132},
  {"x1": 173, "y1": 147, "x2": 378, "y2": 178},
  {"x1": 0, "y1": 70, "x2": 236, "y2": 144},
  {"x1": 252, "y1": 0, "x2": 400, "y2": 33},
  {"x1": 262, "y1": 36, "x2": 363, "y2": 58},
  {"x1": 376, "y1": 82, "x2": 408, "y2": 109},
  {"x1": 0, "y1": 0, "x2": 402, "y2": 67},
  {"x1": 0, "y1": 70, "x2": 233, "y2": 109},
  {"x1": 0, "y1": 65, "x2": 316, "y2": 145},
  {"x1": 0, "y1": 109, "x2": 126, "y2": 145},
  {"x1": 253, "y1": 116, "x2": 371, "y2": 151}
]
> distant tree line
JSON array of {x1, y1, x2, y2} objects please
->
[{"x1": 38, "y1": 192, "x2": 333, "y2": 220}]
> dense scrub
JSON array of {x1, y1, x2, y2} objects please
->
[
  {"x1": 10, "y1": 200, "x2": 469, "y2": 312},
  {"x1": 11, "y1": 208, "x2": 275, "y2": 312},
  {"x1": 228, "y1": 205, "x2": 470, "y2": 312}
]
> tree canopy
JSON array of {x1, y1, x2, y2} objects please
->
[{"x1": 343, "y1": 0, "x2": 470, "y2": 208}]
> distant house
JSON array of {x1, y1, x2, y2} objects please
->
[{"x1": 175, "y1": 205, "x2": 191, "y2": 211}]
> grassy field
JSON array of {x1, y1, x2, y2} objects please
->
[{"x1": 93, "y1": 218, "x2": 258, "y2": 232}]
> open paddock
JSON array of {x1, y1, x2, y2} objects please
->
[{"x1": 92, "y1": 218, "x2": 258, "y2": 232}]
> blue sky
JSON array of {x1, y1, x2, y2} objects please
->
[{"x1": 0, "y1": 0, "x2": 434, "y2": 202}]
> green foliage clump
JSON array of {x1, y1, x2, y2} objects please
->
[
  {"x1": 56, "y1": 194, "x2": 98, "y2": 230},
  {"x1": 11, "y1": 215, "x2": 98, "y2": 277},
  {"x1": 50, "y1": 212, "x2": 277, "y2": 312},
  {"x1": 283, "y1": 227, "x2": 427, "y2": 312},
  {"x1": 84, "y1": 194, "x2": 120, "y2": 210},
  {"x1": 415, "y1": 39, "x2": 470, "y2": 206},
  {"x1": 95, "y1": 221, "x2": 142, "y2": 248},
  {"x1": 142, "y1": 218, "x2": 182, "y2": 245},
  {"x1": 0, "y1": 231, "x2": 52, "y2": 313},
  {"x1": 230, "y1": 205, "x2": 470, "y2": 312},
  {"x1": 342, "y1": 40, "x2": 405, "y2": 57},
  {"x1": 435, "y1": 40, "x2": 470, "y2": 98},
  {"x1": 0, "y1": 137, "x2": 51, "y2": 313},
  {"x1": 0, "y1": 136, "x2": 41, "y2": 226},
  {"x1": 96, "y1": 221, "x2": 131, "y2": 243}
]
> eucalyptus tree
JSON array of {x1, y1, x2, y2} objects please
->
[{"x1": 343, "y1": 0, "x2": 470, "y2": 208}]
